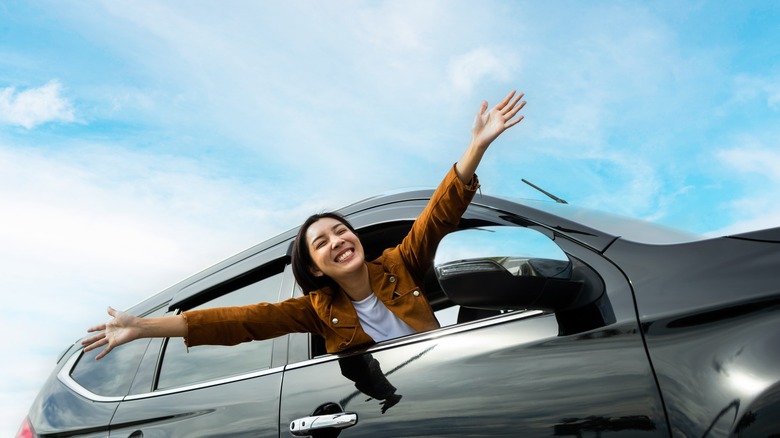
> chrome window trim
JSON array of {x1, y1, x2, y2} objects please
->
[
  {"x1": 284, "y1": 309, "x2": 546, "y2": 371},
  {"x1": 58, "y1": 349, "x2": 284, "y2": 403},
  {"x1": 59, "y1": 311, "x2": 546, "y2": 400},
  {"x1": 57, "y1": 352, "x2": 124, "y2": 402},
  {"x1": 124, "y1": 365, "x2": 284, "y2": 400}
]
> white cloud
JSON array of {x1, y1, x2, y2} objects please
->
[
  {"x1": 709, "y1": 143, "x2": 780, "y2": 235},
  {"x1": 0, "y1": 81, "x2": 75, "y2": 129},
  {"x1": 354, "y1": 0, "x2": 443, "y2": 53},
  {"x1": 716, "y1": 145, "x2": 780, "y2": 182},
  {"x1": 0, "y1": 145, "x2": 295, "y2": 302},
  {"x1": 448, "y1": 47, "x2": 515, "y2": 94},
  {"x1": 707, "y1": 197, "x2": 780, "y2": 237},
  {"x1": 732, "y1": 74, "x2": 780, "y2": 111}
]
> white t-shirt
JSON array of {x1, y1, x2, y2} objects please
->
[{"x1": 352, "y1": 293, "x2": 416, "y2": 342}]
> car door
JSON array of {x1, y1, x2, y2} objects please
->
[
  {"x1": 279, "y1": 221, "x2": 669, "y2": 437},
  {"x1": 108, "y1": 262, "x2": 295, "y2": 438}
]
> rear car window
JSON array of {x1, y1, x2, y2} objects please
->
[
  {"x1": 70, "y1": 338, "x2": 151, "y2": 397},
  {"x1": 70, "y1": 306, "x2": 169, "y2": 397}
]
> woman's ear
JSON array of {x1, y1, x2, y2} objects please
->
[{"x1": 309, "y1": 265, "x2": 324, "y2": 277}]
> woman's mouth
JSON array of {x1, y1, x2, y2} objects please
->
[{"x1": 335, "y1": 249, "x2": 354, "y2": 263}]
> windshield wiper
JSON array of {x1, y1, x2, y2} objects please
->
[{"x1": 521, "y1": 179, "x2": 568, "y2": 204}]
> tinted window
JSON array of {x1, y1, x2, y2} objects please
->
[
  {"x1": 69, "y1": 306, "x2": 168, "y2": 397},
  {"x1": 70, "y1": 338, "x2": 152, "y2": 397},
  {"x1": 156, "y1": 271, "x2": 284, "y2": 389}
]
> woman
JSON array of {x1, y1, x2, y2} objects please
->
[{"x1": 83, "y1": 90, "x2": 526, "y2": 360}]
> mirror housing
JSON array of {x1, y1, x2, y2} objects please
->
[{"x1": 435, "y1": 257, "x2": 585, "y2": 312}]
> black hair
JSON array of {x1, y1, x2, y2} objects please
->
[{"x1": 291, "y1": 212, "x2": 357, "y2": 295}]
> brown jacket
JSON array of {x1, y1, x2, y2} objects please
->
[{"x1": 183, "y1": 165, "x2": 478, "y2": 353}]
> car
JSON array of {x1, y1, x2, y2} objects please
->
[{"x1": 17, "y1": 187, "x2": 780, "y2": 437}]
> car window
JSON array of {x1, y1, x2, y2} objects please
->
[
  {"x1": 433, "y1": 225, "x2": 568, "y2": 327},
  {"x1": 305, "y1": 221, "x2": 582, "y2": 358},
  {"x1": 70, "y1": 306, "x2": 168, "y2": 397},
  {"x1": 156, "y1": 270, "x2": 284, "y2": 390},
  {"x1": 70, "y1": 338, "x2": 151, "y2": 397}
]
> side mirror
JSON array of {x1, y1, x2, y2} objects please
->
[{"x1": 434, "y1": 227, "x2": 594, "y2": 312}]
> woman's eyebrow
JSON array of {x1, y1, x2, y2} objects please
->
[{"x1": 309, "y1": 224, "x2": 345, "y2": 246}]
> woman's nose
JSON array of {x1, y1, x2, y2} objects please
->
[{"x1": 330, "y1": 235, "x2": 344, "y2": 248}]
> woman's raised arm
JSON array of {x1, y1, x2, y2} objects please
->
[{"x1": 82, "y1": 306, "x2": 186, "y2": 360}]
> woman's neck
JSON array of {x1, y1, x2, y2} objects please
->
[{"x1": 335, "y1": 263, "x2": 372, "y2": 301}]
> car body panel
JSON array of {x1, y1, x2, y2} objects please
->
[
  {"x1": 108, "y1": 370, "x2": 284, "y2": 437},
  {"x1": 604, "y1": 237, "x2": 780, "y2": 436},
  {"x1": 280, "y1": 315, "x2": 665, "y2": 437}
]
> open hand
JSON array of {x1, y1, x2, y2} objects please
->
[
  {"x1": 82, "y1": 306, "x2": 142, "y2": 360},
  {"x1": 471, "y1": 90, "x2": 526, "y2": 150}
]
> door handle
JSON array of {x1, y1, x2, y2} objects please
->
[{"x1": 289, "y1": 412, "x2": 358, "y2": 436}]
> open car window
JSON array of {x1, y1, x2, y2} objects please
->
[
  {"x1": 306, "y1": 218, "x2": 613, "y2": 360},
  {"x1": 427, "y1": 226, "x2": 570, "y2": 327}
]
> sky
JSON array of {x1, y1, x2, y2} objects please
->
[{"x1": 1, "y1": 0, "x2": 779, "y2": 434}]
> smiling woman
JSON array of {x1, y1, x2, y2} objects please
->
[
  {"x1": 291, "y1": 212, "x2": 364, "y2": 295},
  {"x1": 81, "y1": 89, "x2": 527, "y2": 358}
]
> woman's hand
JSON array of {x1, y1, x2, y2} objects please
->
[
  {"x1": 82, "y1": 306, "x2": 142, "y2": 360},
  {"x1": 470, "y1": 90, "x2": 526, "y2": 150},
  {"x1": 455, "y1": 89, "x2": 526, "y2": 183}
]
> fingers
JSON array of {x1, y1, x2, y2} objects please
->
[
  {"x1": 82, "y1": 333, "x2": 112, "y2": 360},
  {"x1": 87, "y1": 305, "x2": 118, "y2": 333},
  {"x1": 95, "y1": 345, "x2": 112, "y2": 361},
  {"x1": 86, "y1": 322, "x2": 108, "y2": 333},
  {"x1": 81, "y1": 331, "x2": 106, "y2": 348},
  {"x1": 81, "y1": 306, "x2": 120, "y2": 359},
  {"x1": 472, "y1": 101, "x2": 489, "y2": 131},
  {"x1": 83, "y1": 338, "x2": 108, "y2": 353},
  {"x1": 476, "y1": 101, "x2": 488, "y2": 117},
  {"x1": 503, "y1": 99, "x2": 527, "y2": 125},
  {"x1": 494, "y1": 90, "x2": 516, "y2": 111},
  {"x1": 505, "y1": 114, "x2": 525, "y2": 129},
  {"x1": 500, "y1": 92, "x2": 524, "y2": 115}
]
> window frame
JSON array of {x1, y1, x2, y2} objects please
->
[
  {"x1": 153, "y1": 266, "x2": 288, "y2": 391},
  {"x1": 144, "y1": 261, "x2": 297, "y2": 397},
  {"x1": 285, "y1": 215, "x2": 566, "y2": 365},
  {"x1": 286, "y1": 206, "x2": 614, "y2": 366}
]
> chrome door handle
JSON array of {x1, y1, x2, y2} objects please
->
[{"x1": 289, "y1": 412, "x2": 358, "y2": 436}]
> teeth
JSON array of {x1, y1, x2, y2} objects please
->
[{"x1": 336, "y1": 249, "x2": 353, "y2": 263}]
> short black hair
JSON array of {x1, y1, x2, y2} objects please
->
[{"x1": 291, "y1": 212, "x2": 357, "y2": 295}]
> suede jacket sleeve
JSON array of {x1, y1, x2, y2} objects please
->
[
  {"x1": 182, "y1": 296, "x2": 324, "y2": 347},
  {"x1": 392, "y1": 163, "x2": 479, "y2": 283}
]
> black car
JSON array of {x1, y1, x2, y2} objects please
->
[{"x1": 18, "y1": 187, "x2": 780, "y2": 437}]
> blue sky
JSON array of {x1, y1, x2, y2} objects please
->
[{"x1": 2, "y1": 1, "x2": 779, "y2": 434}]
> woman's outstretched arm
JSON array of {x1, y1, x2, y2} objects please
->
[
  {"x1": 82, "y1": 306, "x2": 186, "y2": 360},
  {"x1": 455, "y1": 90, "x2": 526, "y2": 184}
]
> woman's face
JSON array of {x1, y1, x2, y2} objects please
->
[{"x1": 305, "y1": 217, "x2": 365, "y2": 281}]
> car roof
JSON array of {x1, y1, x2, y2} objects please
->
[{"x1": 129, "y1": 188, "x2": 704, "y2": 315}]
